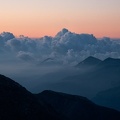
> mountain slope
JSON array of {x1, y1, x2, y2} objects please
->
[
  {"x1": 37, "y1": 90, "x2": 120, "y2": 120},
  {"x1": 76, "y1": 56, "x2": 102, "y2": 68},
  {"x1": 49, "y1": 57, "x2": 120, "y2": 98},
  {"x1": 0, "y1": 74, "x2": 60, "y2": 120},
  {"x1": 1, "y1": 74, "x2": 120, "y2": 120},
  {"x1": 99, "y1": 57, "x2": 120, "y2": 67}
]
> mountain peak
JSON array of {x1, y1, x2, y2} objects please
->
[
  {"x1": 76, "y1": 56, "x2": 102, "y2": 68},
  {"x1": 85, "y1": 56, "x2": 98, "y2": 60},
  {"x1": 104, "y1": 57, "x2": 119, "y2": 61},
  {"x1": 101, "y1": 57, "x2": 120, "y2": 66}
]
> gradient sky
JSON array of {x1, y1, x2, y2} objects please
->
[{"x1": 0, "y1": 0, "x2": 120, "y2": 38}]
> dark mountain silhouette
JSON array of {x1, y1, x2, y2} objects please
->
[
  {"x1": 98, "y1": 56, "x2": 120, "y2": 69},
  {"x1": 0, "y1": 74, "x2": 120, "y2": 120},
  {"x1": 0, "y1": 74, "x2": 60, "y2": 120},
  {"x1": 92, "y1": 86, "x2": 120, "y2": 111},
  {"x1": 76, "y1": 56, "x2": 120, "y2": 69},
  {"x1": 76, "y1": 56, "x2": 102, "y2": 68},
  {"x1": 99, "y1": 57, "x2": 120, "y2": 66},
  {"x1": 37, "y1": 90, "x2": 120, "y2": 120}
]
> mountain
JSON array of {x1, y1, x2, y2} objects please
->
[
  {"x1": 76, "y1": 56, "x2": 102, "y2": 68},
  {"x1": 97, "y1": 57, "x2": 120, "y2": 69},
  {"x1": 92, "y1": 86, "x2": 120, "y2": 111},
  {"x1": 0, "y1": 74, "x2": 120, "y2": 120},
  {"x1": 94, "y1": 57, "x2": 120, "y2": 85},
  {"x1": 37, "y1": 90, "x2": 120, "y2": 120},
  {"x1": 0, "y1": 74, "x2": 60, "y2": 120},
  {"x1": 34, "y1": 57, "x2": 120, "y2": 99}
]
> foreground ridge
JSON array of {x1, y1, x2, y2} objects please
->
[{"x1": 0, "y1": 74, "x2": 120, "y2": 120}]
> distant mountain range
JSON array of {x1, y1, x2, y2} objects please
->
[
  {"x1": 92, "y1": 86, "x2": 120, "y2": 111},
  {"x1": 0, "y1": 74, "x2": 120, "y2": 120},
  {"x1": 71, "y1": 57, "x2": 120, "y2": 111},
  {"x1": 31, "y1": 56, "x2": 120, "y2": 112},
  {"x1": 76, "y1": 56, "x2": 120, "y2": 68},
  {"x1": 44, "y1": 56, "x2": 120, "y2": 95},
  {"x1": 76, "y1": 56, "x2": 102, "y2": 68}
]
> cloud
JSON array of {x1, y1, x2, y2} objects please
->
[
  {"x1": 6, "y1": 38, "x2": 22, "y2": 51},
  {"x1": 0, "y1": 32, "x2": 15, "y2": 41},
  {"x1": 17, "y1": 51, "x2": 35, "y2": 62},
  {"x1": 0, "y1": 29, "x2": 120, "y2": 65}
]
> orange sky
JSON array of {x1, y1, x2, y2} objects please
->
[{"x1": 0, "y1": 0, "x2": 120, "y2": 38}]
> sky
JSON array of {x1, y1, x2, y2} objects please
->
[{"x1": 0, "y1": 0, "x2": 120, "y2": 38}]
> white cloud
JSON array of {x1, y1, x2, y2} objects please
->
[
  {"x1": 17, "y1": 51, "x2": 35, "y2": 62},
  {"x1": 0, "y1": 32, "x2": 15, "y2": 41},
  {"x1": 0, "y1": 29, "x2": 120, "y2": 65}
]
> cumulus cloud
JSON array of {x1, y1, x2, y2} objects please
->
[
  {"x1": 6, "y1": 38, "x2": 22, "y2": 51},
  {"x1": 0, "y1": 29, "x2": 120, "y2": 65},
  {"x1": 17, "y1": 51, "x2": 35, "y2": 62},
  {"x1": 0, "y1": 32, "x2": 15, "y2": 41}
]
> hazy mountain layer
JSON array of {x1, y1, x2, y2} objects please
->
[{"x1": 92, "y1": 86, "x2": 120, "y2": 111}]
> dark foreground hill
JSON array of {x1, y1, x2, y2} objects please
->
[
  {"x1": 0, "y1": 74, "x2": 60, "y2": 120},
  {"x1": 0, "y1": 74, "x2": 120, "y2": 120},
  {"x1": 37, "y1": 90, "x2": 120, "y2": 120}
]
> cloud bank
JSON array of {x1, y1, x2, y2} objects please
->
[{"x1": 0, "y1": 28, "x2": 120, "y2": 65}]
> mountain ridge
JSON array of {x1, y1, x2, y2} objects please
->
[
  {"x1": 0, "y1": 74, "x2": 61, "y2": 120},
  {"x1": 37, "y1": 90, "x2": 120, "y2": 120},
  {"x1": 0, "y1": 74, "x2": 120, "y2": 120},
  {"x1": 76, "y1": 56, "x2": 102, "y2": 68}
]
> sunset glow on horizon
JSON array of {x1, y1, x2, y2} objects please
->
[{"x1": 0, "y1": 0, "x2": 120, "y2": 38}]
